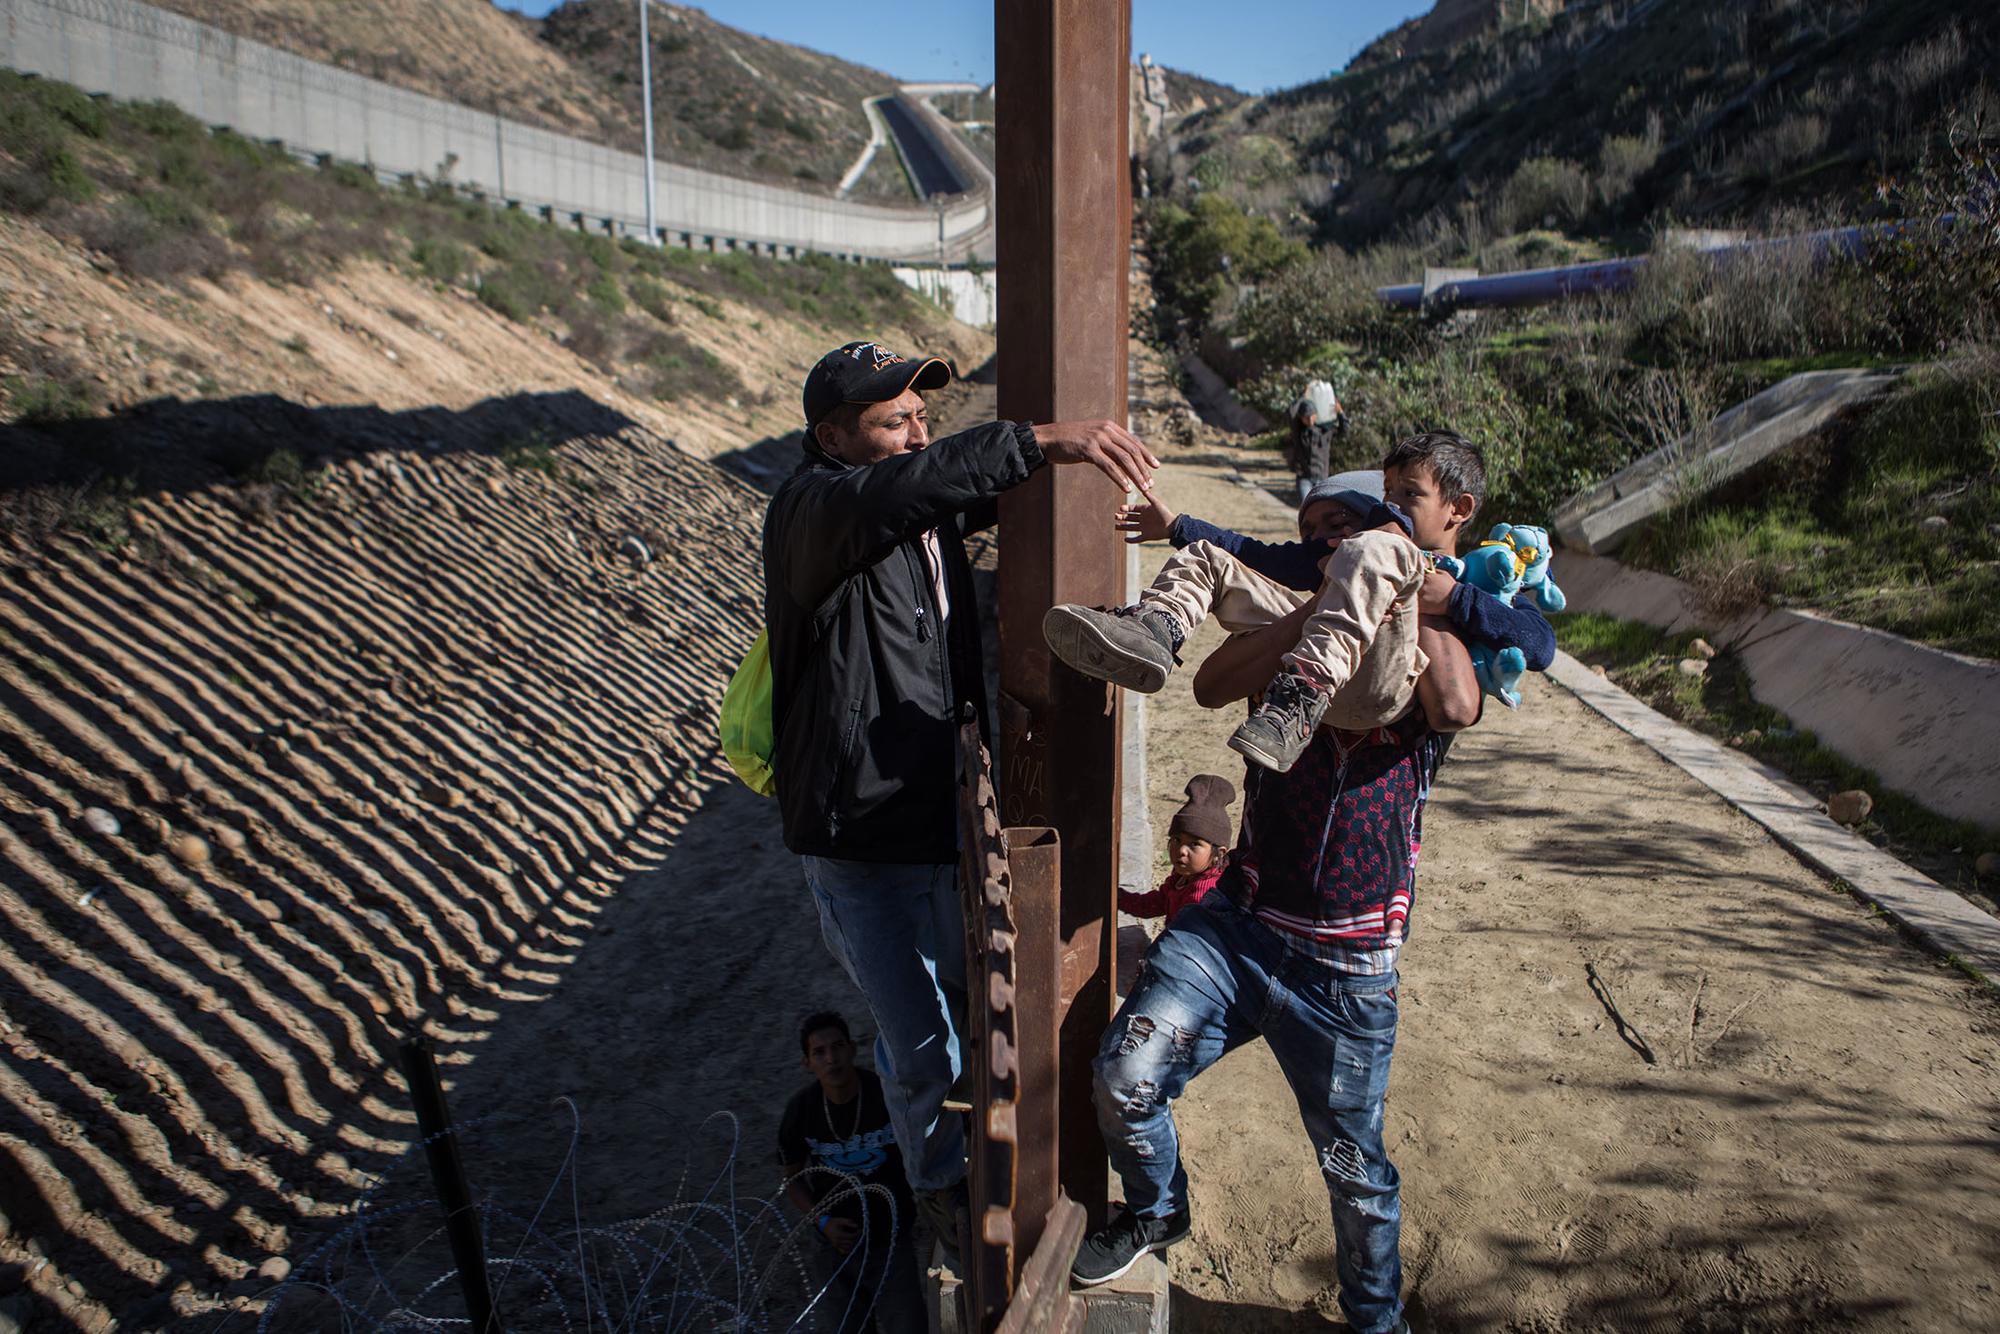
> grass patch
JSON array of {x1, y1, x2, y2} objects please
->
[
  {"x1": 1557, "y1": 611, "x2": 2000, "y2": 904},
  {"x1": 3, "y1": 371, "x2": 99, "y2": 425},
  {"x1": 498, "y1": 432, "x2": 563, "y2": 477},
  {"x1": 1620, "y1": 352, "x2": 2000, "y2": 657}
]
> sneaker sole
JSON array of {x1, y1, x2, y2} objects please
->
[
  {"x1": 1069, "y1": 1230, "x2": 1188, "y2": 1288},
  {"x1": 1043, "y1": 607, "x2": 1169, "y2": 694},
  {"x1": 1227, "y1": 730, "x2": 1300, "y2": 773}
]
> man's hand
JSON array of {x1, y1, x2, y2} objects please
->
[
  {"x1": 823, "y1": 1217, "x2": 861, "y2": 1254},
  {"x1": 1114, "y1": 495, "x2": 1179, "y2": 544},
  {"x1": 1032, "y1": 420, "x2": 1161, "y2": 495},
  {"x1": 1418, "y1": 567, "x2": 1457, "y2": 618}
]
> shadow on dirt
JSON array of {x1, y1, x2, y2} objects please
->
[{"x1": 0, "y1": 388, "x2": 641, "y2": 502}]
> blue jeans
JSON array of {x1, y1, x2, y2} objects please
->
[
  {"x1": 1093, "y1": 895, "x2": 1404, "y2": 1334},
  {"x1": 801, "y1": 857, "x2": 966, "y2": 1193},
  {"x1": 812, "y1": 1221, "x2": 926, "y2": 1334}
]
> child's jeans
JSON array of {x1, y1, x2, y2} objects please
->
[{"x1": 1139, "y1": 534, "x2": 1427, "y2": 730}]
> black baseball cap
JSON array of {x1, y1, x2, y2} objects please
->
[{"x1": 803, "y1": 340, "x2": 952, "y2": 427}]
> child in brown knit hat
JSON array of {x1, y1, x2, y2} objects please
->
[{"x1": 1119, "y1": 775, "x2": 1236, "y2": 929}]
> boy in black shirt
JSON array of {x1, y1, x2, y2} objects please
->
[{"x1": 779, "y1": 1012, "x2": 925, "y2": 1334}]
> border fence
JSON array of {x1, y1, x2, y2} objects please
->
[{"x1": 0, "y1": 0, "x2": 992, "y2": 261}]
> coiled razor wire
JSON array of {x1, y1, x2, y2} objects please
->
[{"x1": 204, "y1": 1105, "x2": 908, "y2": 1333}]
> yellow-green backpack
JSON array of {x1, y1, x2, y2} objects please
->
[{"x1": 718, "y1": 630, "x2": 778, "y2": 797}]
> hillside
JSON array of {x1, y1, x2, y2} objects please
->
[
  {"x1": 144, "y1": 0, "x2": 911, "y2": 200},
  {"x1": 537, "y1": 0, "x2": 898, "y2": 192},
  {"x1": 1133, "y1": 0, "x2": 1997, "y2": 665},
  {"x1": 0, "y1": 74, "x2": 991, "y2": 1329},
  {"x1": 1151, "y1": 0, "x2": 1996, "y2": 249}
]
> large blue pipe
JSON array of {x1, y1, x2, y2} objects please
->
[{"x1": 1376, "y1": 223, "x2": 1885, "y2": 310}]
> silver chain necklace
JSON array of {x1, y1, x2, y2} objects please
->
[{"x1": 823, "y1": 1083, "x2": 863, "y2": 1141}]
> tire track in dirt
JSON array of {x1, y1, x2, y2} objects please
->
[{"x1": 0, "y1": 410, "x2": 770, "y2": 1328}]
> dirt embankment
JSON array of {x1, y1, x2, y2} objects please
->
[{"x1": 0, "y1": 216, "x2": 990, "y2": 1331}]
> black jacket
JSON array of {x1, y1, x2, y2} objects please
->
[{"x1": 762, "y1": 421, "x2": 1045, "y2": 863}]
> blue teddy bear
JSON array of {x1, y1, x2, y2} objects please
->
[{"x1": 1435, "y1": 523, "x2": 1565, "y2": 708}]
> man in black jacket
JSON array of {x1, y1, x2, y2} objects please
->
[{"x1": 763, "y1": 340, "x2": 1157, "y2": 1250}]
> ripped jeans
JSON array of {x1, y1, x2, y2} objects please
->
[{"x1": 1093, "y1": 893, "x2": 1403, "y2": 1334}]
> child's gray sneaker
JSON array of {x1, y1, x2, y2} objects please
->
[
  {"x1": 1042, "y1": 603, "x2": 1183, "y2": 694},
  {"x1": 1228, "y1": 669, "x2": 1330, "y2": 772}
]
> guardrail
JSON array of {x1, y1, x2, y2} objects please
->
[{"x1": 0, "y1": 0, "x2": 991, "y2": 262}]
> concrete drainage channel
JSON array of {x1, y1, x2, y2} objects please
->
[
  {"x1": 1555, "y1": 554, "x2": 2000, "y2": 831},
  {"x1": 1549, "y1": 653, "x2": 2000, "y2": 986}
]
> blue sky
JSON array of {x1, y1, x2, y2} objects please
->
[{"x1": 491, "y1": 1, "x2": 1433, "y2": 93}]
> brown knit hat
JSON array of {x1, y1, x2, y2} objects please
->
[{"x1": 1169, "y1": 774, "x2": 1236, "y2": 850}]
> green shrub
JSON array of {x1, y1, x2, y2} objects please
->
[
  {"x1": 1622, "y1": 233, "x2": 1878, "y2": 364},
  {"x1": 317, "y1": 158, "x2": 379, "y2": 193},
  {"x1": 1233, "y1": 249, "x2": 1412, "y2": 368},
  {"x1": 211, "y1": 129, "x2": 284, "y2": 169},
  {"x1": 79, "y1": 194, "x2": 230, "y2": 281},
  {"x1": 633, "y1": 326, "x2": 742, "y2": 403},
  {"x1": 1865, "y1": 123, "x2": 2000, "y2": 354},
  {"x1": 585, "y1": 267, "x2": 626, "y2": 314},
  {"x1": 412, "y1": 235, "x2": 468, "y2": 285},
  {"x1": 477, "y1": 264, "x2": 554, "y2": 322},
  {"x1": 1146, "y1": 195, "x2": 1308, "y2": 326},
  {"x1": 118, "y1": 98, "x2": 203, "y2": 142},
  {"x1": 1493, "y1": 157, "x2": 1590, "y2": 233},
  {"x1": 0, "y1": 73, "x2": 100, "y2": 211},
  {"x1": 3, "y1": 372, "x2": 98, "y2": 424},
  {"x1": 38, "y1": 80, "x2": 107, "y2": 138},
  {"x1": 630, "y1": 274, "x2": 676, "y2": 323},
  {"x1": 0, "y1": 146, "x2": 94, "y2": 211}
]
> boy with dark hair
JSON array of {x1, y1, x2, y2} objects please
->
[
  {"x1": 1044, "y1": 433, "x2": 1553, "y2": 771},
  {"x1": 779, "y1": 1012, "x2": 924, "y2": 1334}
]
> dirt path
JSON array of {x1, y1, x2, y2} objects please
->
[{"x1": 1134, "y1": 438, "x2": 2000, "y2": 1331}]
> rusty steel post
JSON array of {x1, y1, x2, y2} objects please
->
[
  {"x1": 1003, "y1": 826, "x2": 1063, "y2": 1250},
  {"x1": 957, "y1": 725, "x2": 1022, "y2": 1329},
  {"x1": 993, "y1": 0, "x2": 1133, "y2": 1235}
]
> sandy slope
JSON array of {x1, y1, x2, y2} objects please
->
[
  {"x1": 1130, "y1": 424, "x2": 2000, "y2": 1331},
  {"x1": 0, "y1": 218, "x2": 989, "y2": 1330}
]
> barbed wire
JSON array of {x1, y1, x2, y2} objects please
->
[{"x1": 198, "y1": 1106, "x2": 909, "y2": 1333}]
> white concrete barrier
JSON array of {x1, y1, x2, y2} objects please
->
[
  {"x1": 1553, "y1": 368, "x2": 1901, "y2": 554},
  {"x1": 892, "y1": 267, "x2": 996, "y2": 328},
  {"x1": 1559, "y1": 551, "x2": 2000, "y2": 831},
  {"x1": 0, "y1": 0, "x2": 990, "y2": 261}
]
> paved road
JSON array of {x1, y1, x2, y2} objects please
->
[{"x1": 877, "y1": 96, "x2": 969, "y2": 198}]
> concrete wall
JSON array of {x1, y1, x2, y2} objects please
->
[
  {"x1": 0, "y1": 0, "x2": 990, "y2": 261},
  {"x1": 892, "y1": 267, "x2": 997, "y2": 328},
  {"x1": 1559, "y1": 552, "x2": 2000, "y2": 831}
]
